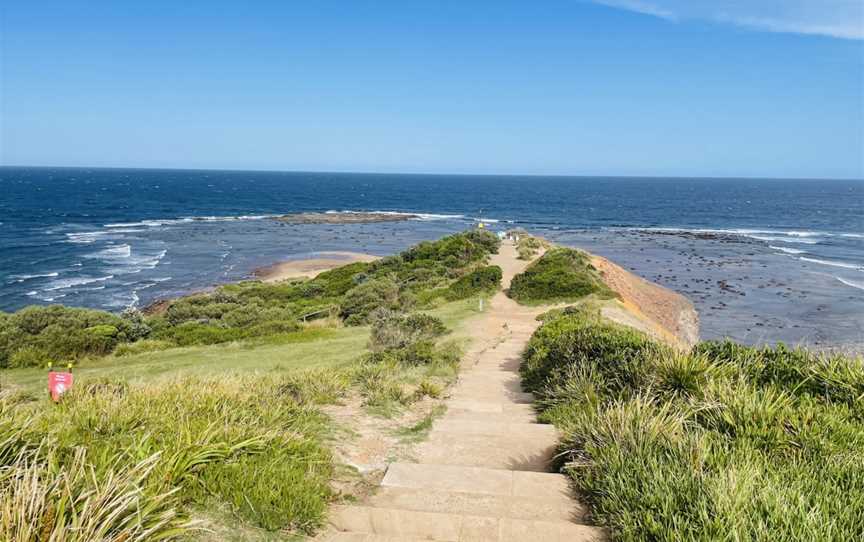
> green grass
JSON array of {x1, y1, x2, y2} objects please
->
[
  {"x1": 524, "y1": 306, "x2": 864, "y2": 541},
  {"x1": 0, "y1": 326, "x2": 367, "y2": 395},
  {"x1": 508, "y1": 247, "x2": 617, "y2": 305}
]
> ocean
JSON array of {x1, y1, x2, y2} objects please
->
[{"x1": 1, "y1": 166, "x2": 862, "y2": 348}]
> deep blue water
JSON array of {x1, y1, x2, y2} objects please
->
[{"x1": 1, "y1": 167, "x2": 862, "y2": 346}]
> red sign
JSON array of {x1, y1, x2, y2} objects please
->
[{"x1": 48, "y1": 371, "x2": 74, "y2": 402}]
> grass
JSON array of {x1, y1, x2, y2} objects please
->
[
  {"x1": 0, "y1": 326, "x2": 367, "y2": 395},
  {"x1": 523, "y1": 305, "x2": 864, "y2": 541},
  {"x1": 508, "y1": 247, "x2": 617, "y2": 305}
]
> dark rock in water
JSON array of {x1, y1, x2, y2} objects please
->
[{"x1": 274, "y1": 212, "x2": 418, "y2": 224}]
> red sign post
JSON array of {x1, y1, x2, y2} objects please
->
[{"x1": 48, "y1": 371, "x2": 74, "y2": 402}]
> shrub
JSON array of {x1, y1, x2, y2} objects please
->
[
  {"x1": 0, "y1": 305, "x2": 134, "y2": 366},
  {"x1": 508, "y1": 247, "x2": 617, "y2": 304},
  {"x1": 445, "y1": 265, "x2": 502, "y2": 300},
  {"x1": 159, "y1": 322, "x2": 245, "y2": 346},
  {"x1": 113, "y1": 339, "x2": 174, "y2": 357},
  {"x1": 368, "y1": 309, "x2": 447, "y2": 352},
  {"x1": 340, "y1": 277, "x2": 400, "y2": 325},
  {"x1": 8, "y1": 346, "x2": 53, "y2": 368}
]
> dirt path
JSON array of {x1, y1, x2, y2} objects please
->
[{"x1": 320, "y1": 241, "x2": 604, "y2": 541}]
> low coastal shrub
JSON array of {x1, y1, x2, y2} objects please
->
[
  {"x1": 113, "y1": 338, "x2": 174, "y2": 357},
  {"x1": 525, "y1": 310, "x2": 864, "y2": 540},
  {"x1": 445, "y1": 265, "x2": 502, "y2": 300},
  {"x1": 515, "y1": 234, "x2": 549, "y2": 260},
  {"x1": 368, "y1": 309, "x2": 447, "y2": 352},
  {"x1": 340, "y1": 277, "x2": 402, "y2": 325},
  {"x1": 0, "y1": 305, "x2": 135, "y2": 367},
  {"x1": 508, "y1": 247, "x2": 617, "y2": 304}
]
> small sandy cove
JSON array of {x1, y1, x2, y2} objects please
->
[{"x1": 253, "y1": 251, "x2": 379, "y2": 282}]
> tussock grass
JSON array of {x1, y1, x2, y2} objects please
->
[{"x1": 525, "y1": 309, "x2": 864, "y2": 541}]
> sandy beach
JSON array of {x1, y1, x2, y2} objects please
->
[{"x1": 252, "y1": 251, "x2": 380, "y2": 282}]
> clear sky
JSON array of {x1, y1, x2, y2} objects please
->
[{"x1": 1, "y1": 0, "x2": 862, "y2": 178}]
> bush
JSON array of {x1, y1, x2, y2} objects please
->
[
  {"x1": 159, "y1": 322, "x2": 246, "y2": 347},
  {"x1": 340, "y1": 277, "x2": 400, "y2": 325},
  {"x1": 0, "y1": 305, "x2": 134, "y2": 366},
  {"x1": 508, "y1": 248, "x2": 617, "y2": 304},
  {"x1": 368, "y1": 309, "x2": 447, "y2": 352},
  {"x1": 8, "y1": 345, "x2": 53, "y2": 368},
  {"x1": 445, "y1": 265, "x2": 502, "y2": 300},
  {"x1": 113, "y1": 339, "x2": 174, "y2": 357}
]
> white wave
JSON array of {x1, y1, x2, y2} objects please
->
[
  {"x1": 65, "y1": 231, "x2": 108, "y2": 244},
  {"x1": 837, "y1": 277, "x2": 864, "y2": 291},
  {"x1": 769, "y1": 246, "x2": 806, "y2": 255},
  {"x1": 799, "y1": 257, "x2": 863, "y2": 271},
  {"x1": 841, "y1": 233, "x2": 864, "y2": 239},
  {"x1": 108, "y1": 249, "x2": 168, "y2": 275},
  {"x1": 103, "y1": 215, "x2": 278, "y2": 229},
  {"x1": 102, "y1": 244, "x2": 132, "y2": 258},
  {"x1": 9, "y1": 272, "x2": 60, "y2": 283},
  {"x1": 749, "y1": 236, "x2": 819, "y2": 245},
  {"x1": 412, "y1": 212, "x2": 467, "y2": 221},
  {"x1": 636, "y1": 227, "x2": 824, "y2": 237},
  {"x1": 43, "y1": 275, "x2": 114, "y2": 291}
]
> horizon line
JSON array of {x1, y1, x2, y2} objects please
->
[{"x1": 1, "y1": 163, "x2": 862, "y2": 182}]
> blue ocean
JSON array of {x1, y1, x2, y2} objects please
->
[{"x1": 1, "y1": 167, "x2": 862, "y2": 348}]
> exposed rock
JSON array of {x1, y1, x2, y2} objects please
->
[{"x1": 274, "y1": 212, "x2": 417, "y2": 224}]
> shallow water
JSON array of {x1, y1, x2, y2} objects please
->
[{"x1": 1, "y1": 167, "x2": 861, "y2": 347}]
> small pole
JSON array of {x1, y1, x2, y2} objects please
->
[{"x1": 479, "y1": 298, "x2": 484, "y2": 312}]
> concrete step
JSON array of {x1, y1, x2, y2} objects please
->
[
  {"x1": 381, "y1": 463, "x2": 571, "y2": 500},
  {"x1": 446, "y1": 400, "x2": 537, "y2": 416},
  {"x1": 368, "y1": 486, "x2": 582, "y2": 522},
  {"x1": 442, "y1": 409, "x2": 538, "y2": 425},
  {"x1": 329, "y1": 505, "x2": 604, "y2": 541},
  {"x1": 414, "y1": 432, "x2": 557, "y2": 471},
  {"x1": 450, "y1": 388, "x2": 534, "y2": 404},
  {"x1": 432, "y1": 419, "x2": 556, "y2": 438},
  {"x1": 320, "y1": 532, "x2": 432, "y2": 541}
]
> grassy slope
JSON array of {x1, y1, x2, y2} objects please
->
[
  {"x1": 2, "y1": 298, "x2": 484, "y2": 396},
  {"x1": 522, "y1": 306, "x2": 864, "y2": 541}
]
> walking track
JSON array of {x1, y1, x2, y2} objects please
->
[{"x1": 321, "y1": 241, "x2": 605, "y2": 541}]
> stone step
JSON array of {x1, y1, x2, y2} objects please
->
[
  {"x1": 320, "y1": 532, "x2": 431, "y2": 541},
  {"x1": 446, "y1": 400, "x2": 537, "y2": 416},
  {"x1": 329, "y1": 505, "x2": 604, "y2": 541},
  {"x1": 368, "y1": 486, "x2": 582, "y2": 522},
  {"x1": 414, "y1": 432, "x2": 557, "y2": 471},
  {"x1": 442, "y1": 410, "x2": 538, "y2": 425},
  {"x1": 381, "y1": 462, "x2": 570, "y2": 500},
  {"x1": 432, "y1": 419, "x2": 556, "y2": 438},
  {"x1": 450, "y1": 388, "x2": 534, "y2": 404}
]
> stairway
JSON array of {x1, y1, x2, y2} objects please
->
[{"x1": 319, "y1": 242, "x2": 605, "y2": 541}]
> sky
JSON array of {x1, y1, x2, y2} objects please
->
[{"x1": 1, "y1": 0, "x2": 862, "y2": 179}]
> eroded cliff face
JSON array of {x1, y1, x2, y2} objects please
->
[{"x1": 591, "y1": 255, "x2": 700, "y2": 350}]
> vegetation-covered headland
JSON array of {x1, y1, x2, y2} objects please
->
[
  {"x1": 0, "y1": 230, "x2": 502, "y2": 540},
  {"x1": 508, "y1": 234, "x2": 864, "y2": 541}
]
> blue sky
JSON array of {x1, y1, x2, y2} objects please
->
[{"x1": 1, "y1": 1, "x2": 862, "y2": 178}]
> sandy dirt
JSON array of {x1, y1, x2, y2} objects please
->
[
  {"x1": 253, "y1": 251, "x2": 379, "y2": 282},
  {"x1": 592, "y1": 255, "x2": 700, "y2": 349}
]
